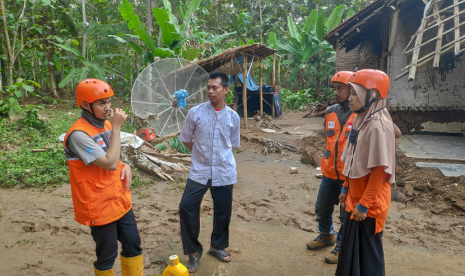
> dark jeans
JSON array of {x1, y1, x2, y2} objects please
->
[
  {"x1": 315, "y1": 176, "x2": 345, "y2": 244},
  {"x1": 90, "y1": 208, "x2": 142, "y2": 270},
  {"x1": 179, "y1": 178, "x2": 234, "y2": 255}
]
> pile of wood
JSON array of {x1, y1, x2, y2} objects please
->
[
  {"x1": 302, "y1": 99, "x2": 336, "y2": 118},
  {"x1": 120, "y1": 136, "x2": 191, "y2": 181},
  {"x1": 261, "y1": 138, "x2": 301, "y2": 154},
  {"x1": 247, "y1": 114, "x2": 280, "y2": 129}
]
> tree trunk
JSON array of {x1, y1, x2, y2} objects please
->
[
  {"x1": 81, "y1": 0, "x2": 87, "y2": 58},
  {"x1": 1, "y1": 0, "x2": 14, "y2": 85},
  {"x1": 146, "y1": 0, "x2": 152, "y2": 36},
  {"x1": 45, "y1": 40, "x2": 58, "y2": 98},
  {"x1": 259, "y1": 4, "x2": 263, "y2": 44},
  {"x1": 316, "y1": 62, "x2": 321, "y2": 99},
  {"x1": 0, "y1": 59, "x2": 3, "y2": 100}
]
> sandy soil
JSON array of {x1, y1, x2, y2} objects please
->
[{"x1": 1, "y1": 111, "x2": 465, "y2": 276}]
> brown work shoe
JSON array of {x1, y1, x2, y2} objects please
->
[
  {"x1": 325, "y1": 245, "x2": 340, "y2": 264},
  {"x1": 307, "y1": 234, "x2": 336, "y2": 250}
]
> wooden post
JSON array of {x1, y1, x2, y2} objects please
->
[
  {"x1": 242, "y1": 55, "x2": 248, "y2": 129},
  {"x1": 388, "y1": 10, "x2": 399, "y2": 53},
  {"x1": 272, "y1": 55, "x2": 276, "y2": 117},
  {"x1": 259, "y1": 58, "x2": 263, "y2": 115},
  {"x1": 233, "y1": 75, "x2": 238, "y2": 111},
  {"x1": 454, "y1": 0, "x2": 460, "y2": 56},
  {"x1": 272, "y1": 54, "x2": 276, "y2": 90},
  {"x1": 277, "y1": 56, "x2": 281, "y2": 86}
]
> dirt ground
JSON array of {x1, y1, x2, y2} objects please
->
[{"x1": 1, "y1": 111, "x2": 465, "y2": 276}]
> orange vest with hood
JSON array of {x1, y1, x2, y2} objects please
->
[
  {"x1": 321, "y1": 103, "x2": 356, "y2": 181},
  {"x1": 63, "y1": 117, "x2": 132, "y2": 226}
]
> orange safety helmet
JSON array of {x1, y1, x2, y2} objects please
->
[
  {"x1": 347, "y1": 69, "x2": 390, "y2": 98},
  {"x1": 76, "y1": 78, "x2": 114, "y2": 107},
  {"x1": 330, "y1": 71, "x2": 353, "y2": 84}
]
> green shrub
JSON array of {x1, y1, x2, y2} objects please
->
[{"x1": 281, "y1": 88, "x2": 319, "y2": 110}]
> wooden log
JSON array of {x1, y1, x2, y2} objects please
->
[
  {"x1": 31, "y1": 149, "x2": 49, "y2": 152},
  {"x1": 145, "y1": 154, "x2": 189, "y2": 173},
  {"x1": 242, "y1": 54, "x2": 248, "y2": 129},
  {"x1": 140, "y1": 150, "x2": 192, "y2": 165},
  {"x1": 149, "y1": 131, "x2": 181, "y2": 145},
  {"x1": 133, "y1": 152, "x2": 174, "y2": 181}
]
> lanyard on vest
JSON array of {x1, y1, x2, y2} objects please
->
[{"x1": 346, "y1": 106, "x2": 386, "y2": 190}]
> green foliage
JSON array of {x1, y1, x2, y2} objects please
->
[
  {"x1": 18, "y1": 105, "x2": 49, "y2": 130},
  {"x1": 52, "y1": 42, "x2": 118, "y2": 88},
  {"x1": 276, "y1": 5, "x2": 345, "y2": 96},
  {"x1": 116, "y1": 0, "x2": 235, "y2": 62},
  {"x1": 0, "y1": 79, "x2": 41, "y2": 119},
  {"x1": 154, "y1": 136, "x2": 190, "y2": 154},
  {"x1": 0, "y1": 117, "x2": 70, "y2": 188},
  {"x1": 281, "y1": 89, "x2": 319, "y2": 111}
]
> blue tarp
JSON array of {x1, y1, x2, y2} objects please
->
[
  {"x1": 234, "y1": 73, "x2": 274, "y2": 93},
  {"x1": 236, "y1": 73, "x2": 260, "y2": 91}
]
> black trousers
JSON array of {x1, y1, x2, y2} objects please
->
[
  {"x1": 179, "y1": 178, "x2": 234, "y2": 255},
  {"x1": 336, "y1": 211, "x2": 385, "y2": 276},
  {"x1": 90, "y1": 208, "x2": 142, "y2": 270}
]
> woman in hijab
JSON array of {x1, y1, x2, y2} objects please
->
[{"x1": 336, "y1": 69, "x2": 396, "y2": 276}]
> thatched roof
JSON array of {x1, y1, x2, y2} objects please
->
[{"x1": 196, "y1": 43, "x2": 277, "y2": 74}]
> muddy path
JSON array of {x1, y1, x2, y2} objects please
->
[{"x1": 1, "y1": 111, "x2": 465, "y2": 276}]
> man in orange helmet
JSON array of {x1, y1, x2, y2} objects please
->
[
  {"x1": 63, "y1": 79, "x2": 143, "y2": 276},
  {"x1": 306, "y1": 71, "x2": 356, "y2": 264}
]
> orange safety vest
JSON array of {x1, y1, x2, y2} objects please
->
[
  {"x1": 63, "y1": 117, "x2": 132, "y2": 226},
  {"x1": 321, "y1": 107, "x2": 356, "y2": 181}
]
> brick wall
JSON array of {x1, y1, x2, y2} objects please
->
[
  {"x1": 335, "y1": 41, "x2": 380, "y2": 72},
  {"x1": 335, "y1": 42, "x2": 360, "y2": 72}
]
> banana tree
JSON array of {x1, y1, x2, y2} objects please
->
[
  {"x1": 114, "y1": 0, "x2": 235, "y2": 63},
  {"x1": 274, "y1": 4, "x2": 345, "y2": 98},
  {"x1": 52, "y1": 43, "x2": 122, "y2": 88}
]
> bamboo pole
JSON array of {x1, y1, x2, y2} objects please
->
[
  {"x1": 404, "y1": 17, "x2": 465, "y2": 54},
  {"x1": 454, "y1": 0, "x2": 460, "y2": 55},
  {"x1": 395, "y1": 40, "x2": 465, "y2": 81},
  {"x1": 421, "y1": 6, "x2": 465, "y2": 34},
  {"x1": 408, "y1": 18, "x2": 427, "y2": 80},
  {"x1": 259, "y1": 58, "x2": 263, "y2": 115},
  {"x1": 433, "y1": 2, "x2": 444, "y2": 68},
  {"x1": 403, "y1": 33, "x2": 465, "y2": 71},
  {"x1": 242, "y1": 55, "x2": 248, "y2": 129},
  {"x1": 422, "y1": 0, "x2": 465, "y2": 21}
]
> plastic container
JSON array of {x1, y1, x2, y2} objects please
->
[
  {"x1": 290, "y1": 167, "x2": 299, "y2": 174},
  {"x1": 162, "y1": 255, "x2": 189, "y2": 276}
]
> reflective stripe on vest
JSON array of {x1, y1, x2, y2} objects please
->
[
  {"x1": 321, "y1": 112, "x2": 356, "y2": 180},
  {"x1": 63, "y1": 117, "x2": 132, "y2": 226}
]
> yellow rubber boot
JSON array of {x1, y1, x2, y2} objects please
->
[
  {"x1": 93, "y1": 266, "x2": 114, "y2": 276},
  {"x1": 121, "y1": 254, "x2": 143, "y2": 276}
]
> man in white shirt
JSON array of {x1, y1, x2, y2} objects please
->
[{"x1": 178, "y1": 72, "x2": 240, "y2": 273}]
